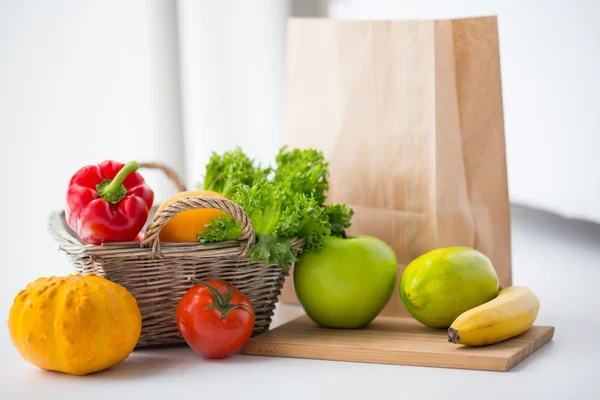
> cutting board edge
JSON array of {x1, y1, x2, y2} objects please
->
[
  {"x1": 244, "y1": 340, "x2": 512, "y2": 372},
  {"x1": 244, "y1": 316, "x2": 555, "y2": 372},
  {"x1": 504, "y1": 325, "x2": 555, "y2": 370}
]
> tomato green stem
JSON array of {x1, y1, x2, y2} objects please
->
[
  {"x1": 96, "y1": 161, "x2": 140, "y2": 204},
  {"x1": 187, "y1": 277, "x2": 250, "y2": 320}
]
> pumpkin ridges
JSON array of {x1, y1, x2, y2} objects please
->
[
  {"x1": 41, "y1": 278, "x2": 61, "y2": 372},
  {"x1": 93, "y1": 282, "x2": 127, "y2": 374},
  {"x1": 8, "y1": 274, "x2": 141, "y2": 375},
  {"x1": 53, "y1": 279, "x2": 73, "y2": 374},
  {"x1": 15, "y1": 278, "x2": 44, "y2": 369}
]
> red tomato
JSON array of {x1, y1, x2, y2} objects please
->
[{"x1": 176, "y1": 279, "x2": 255, "y2": 359}]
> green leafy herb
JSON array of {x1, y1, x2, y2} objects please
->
[
  {"x1": 236, "y1": 182, "x2": 331, "y2": 268},
  {"x1": 199, "y1": 181, "x2": 331, "y2": 268},
  {"x1": 323, "y1": 204, "x2": 355, "y2": 238},
  {"x1": 197, "y1": 212, "x2": 242, "y2": 243},
  {"x1": 274, "y1": 147, "x2": 329, "y2": 206},
  {"x1": 195, "y1": 147, "x2": 353, "y2": 269},
  {"x1": 198, "y1": 148, "x2": 270, "y2": 198},
  {"x1": 245, "y1": 235, "x2": 298, "y2": 270},
  {"x1": 277, "y1": 192, "x2": 330, "y2": 253}
]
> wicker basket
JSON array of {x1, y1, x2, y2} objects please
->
[{"x1": 47, "y1": 162, "x2": 304, "y2": 348}]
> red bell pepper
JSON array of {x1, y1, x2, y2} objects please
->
[{"x1": 65, "y1": 160, "x2": 154, "y2": 244}]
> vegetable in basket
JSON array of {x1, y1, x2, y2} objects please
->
[
  {"x1": 200, "y1": 181, "x2": 331, "y2": 268},
  {"x1": 197, "y1": 147, "x2": 354, "y2": 269},
  {"x1": 200, "y1": 147, "x2": 270, "y2": 198},
  {"x1": 65, "y1": 160, "x2": 154, "y2": 244},
  {"x1": 273, "y1": 146, "x2": 330, "y2": 206}
]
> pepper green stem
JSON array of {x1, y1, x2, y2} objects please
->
[
  {"x1": 96, "y1": 161, "x2": 140, "y2": 204},
  {"x1": 187, "y1": 277, "x2": 251, "y2": 320}
]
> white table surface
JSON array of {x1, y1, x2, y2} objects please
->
[{"x1": 1, "y1": 205, "x2": 599, "y2": 399}]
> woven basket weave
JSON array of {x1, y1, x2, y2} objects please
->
[{"x1": 47, "y1": 162, "x2": 304, "y2": 348}]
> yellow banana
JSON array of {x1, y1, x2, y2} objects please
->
[{"x1": 448, "y1": 286, "x2": 540, "y2": 346}]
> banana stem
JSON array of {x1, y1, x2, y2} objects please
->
[{"x1": 448, "y1": 328, "x2": 460, "y2": 343}]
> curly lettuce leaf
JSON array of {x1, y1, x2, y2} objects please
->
[
  {"x1": 197, "y1": 213, "x2": 242, "y2": 243},
  {"x1": 233, "y1": 182, "x2": 282, "y2": 235},
  {"x1": 323, "y1": 204, "x2": 354, "y2": 238},
  {"x1": 247, "y1": 235, "x2": 298, "y2": 269},
  {"x1": 276, "y1": 192, "x2": 330, "y2": 252},
  {"x1": 274, "y1": 147, "x2": 329, "y2": 206},
  {"x1": 214, "y1": 182, "x2": 331, "y2": 268},
  {"x1": 198, "y1": 148, "x2": 270, "y2": 198},
  {"x1": 195, "y1": 147, "x2": 353, "y2": 269}
]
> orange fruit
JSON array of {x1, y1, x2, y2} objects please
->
[{"x1": 155, "y1": 190, "x2": 226, "y2": 242}]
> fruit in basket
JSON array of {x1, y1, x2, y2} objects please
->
[
  {"x1": 293, "y1": 235, "x2": 397, "y2": 329},
  {"x1": 448, "y1": 286, "x2": 540, "y2": 346},
  {"x1": 176, "y1": 278, "x2": 255, "y2": 359},
  {"x1": 65, "y1": 160, "x2": 154, "y2": 244},
  {"x1": 156, "y1": 190, "x2": 229, "y2": 242},
  {"x1": 400, "y1": 247, "x2": 500, "y2": 329},
  {"x1": 8, "y1": 274, "x2": 142, "y2": 375}
]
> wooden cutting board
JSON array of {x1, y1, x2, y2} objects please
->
[{"x1": 244, "y1": 315, "x2": 554, "y2": 372}]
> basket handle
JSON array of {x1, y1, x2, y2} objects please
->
[
  {"x1": 140, "y1": 196, "x2": 255, "y2": 259},
  {"x1": 138, "y1": 161, "x2": 187, "y2": 192}
]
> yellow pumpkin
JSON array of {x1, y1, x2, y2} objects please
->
[{"x1": 8, "y1": 274, "x2": 142, "y2": 375}]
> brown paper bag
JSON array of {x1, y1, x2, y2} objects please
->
[{"x1": 280, "y1": 17, "x2": 512, "y2": 317}]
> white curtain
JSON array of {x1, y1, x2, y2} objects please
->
[
  {"x1": 0, "y1": 0, "x2": 292, "y2": 204},
  {"x1": 0, "y1": 0, "x2": 188, "y2": 303},
  {"x1": 177, "y1": 0, "x2": 290, "y2": 188},
  {"x1": 0, "y1": 0, "x2": 185, "y2": 205}
]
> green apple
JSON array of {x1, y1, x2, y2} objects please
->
[{"x1": 293, "y1": 235, "x2": 398, "y2": 329}]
